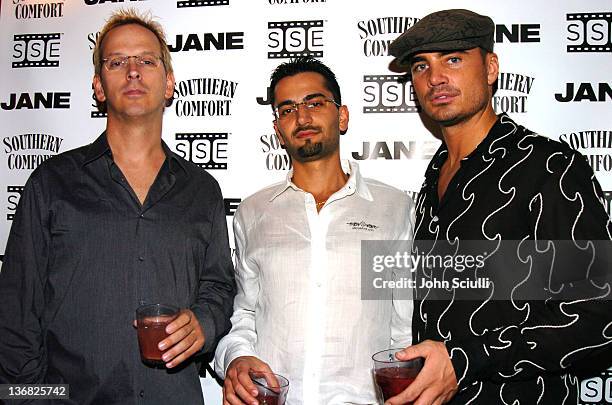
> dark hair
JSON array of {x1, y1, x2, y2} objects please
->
[{"x1": 269, "y1": 57, "x2": 341, "y2": 109}]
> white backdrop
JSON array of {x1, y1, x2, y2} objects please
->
[{"x1": 1, "y1": 0, "x2": 611, "y2": 404}]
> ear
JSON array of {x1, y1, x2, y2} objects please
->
[
  {"x1": 273, "y1": 120, "x2": 286, "y2": 146},
  {"x1": 338, "y1": 105, "x2": 349, "y2": 133},
  {"x1": 486, "y1": 52, "x2": 499, "y2": 86},
  {"x1": 164, "y1": 71, "x2": 175, "y2": 100},
  {"x1": 93, "y1": 74, "x2": 106, "y2": 103}
]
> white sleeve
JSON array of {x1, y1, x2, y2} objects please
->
[
  {"x1": 390, "y1": 195, "x2": 415, "y2": 348},
  {"x1": 214, "y1": 207, "x2": 260, "y2": 378}
]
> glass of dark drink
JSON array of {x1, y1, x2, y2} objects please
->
[
  {"x1": 372, "y1": 348, "x2": 423, "y2": 404},
  {"x1": 249, "y1": 371, "x2": 289, "y2": 405},
  {"x1": 136, "y1": 304, "x2": 179, "y2": 366}
]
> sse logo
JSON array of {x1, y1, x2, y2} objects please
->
[
  {"x1": 174, "y1": 132, "x2": 229, "y2": 169},
  {"x1": 566, "y1": 12, "x2": 612, "y2": 52},
  {"x1": 177, "y1": 0, "x2": 228, "y2": 7},
  {"x1": 579, "y1": 369, "x2": 612, "y2": 403},
  {"x1": 362, "y1": 75, "x2": 418, "y2": 113},
  {"x1": 12, "y1": 33, "x2": 61, "y2": 68},
  {"x1": 267, "y1": 20, "x2": 324, "y2": 58},
  {"x1": 6, "y1": 186, "x2": 24, "y2": 221}
]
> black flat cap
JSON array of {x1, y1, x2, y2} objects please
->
[{"x1": 389, "y1": 9, "x2": 494, "y2": 73}]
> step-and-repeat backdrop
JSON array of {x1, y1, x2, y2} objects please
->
[{"x1": 1, "y1": 0, "x2": 611, "y2": 403}]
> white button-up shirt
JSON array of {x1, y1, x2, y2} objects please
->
[{"x1": 215, "y1": 161, "x2": 414, "y2": 404}]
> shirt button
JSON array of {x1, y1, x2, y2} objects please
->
[
  {"x1": 432, "y1": 216, "x2": 439, "y2": 222},
  {"x1": 138, "y1": 256, "x2": 145, "y2": 261},
  {"x1": 139, "y1": 390, "x2": 144, "y2": 398}
]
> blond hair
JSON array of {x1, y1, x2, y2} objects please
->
[{"x1": 92, "y1": 8, "x2": 173, "y2": 76}]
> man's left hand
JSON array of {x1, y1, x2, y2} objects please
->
[
  {"x1": 158, "y1": 309, "x2": 205, "y2": 368},
  {"x1": 385, "y1": 340, "x2": 458, "y2": 405}
]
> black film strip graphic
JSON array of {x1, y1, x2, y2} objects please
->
[
  {"x1": 567, "y1": 13, "x2": 612, "y2": 52},
  {"x1": 268, "y1": 21, "x2": 324, "y2": 59},
  {"x1": 91, "y1": 111, "x2": 107, "y2": 119},
  {"x1": 177, "y1": 0, "x2": 229, "y2": 7},
  {"x1": 175, "y1": 132, "x2": 228, "y2": 169},
  {"x1": 363, "y1": 75, "x2": 419, "y2": 113},
  {"x1": 12, "y1": 33, "x2": 60, "y2": 68},
  {"x1": 6, "y1": 186, "x2": 25, "y2": 221}
]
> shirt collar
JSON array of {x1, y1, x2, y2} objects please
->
[
  {"x1": 82, "y1": 131, "x2": 188, "y2": 175},
  {"x1": 425, "y1": 113, "x2": 512, "y2": 180},
  {"x1": 269, "y1": 160, "x2": 373, "y2": 202}
]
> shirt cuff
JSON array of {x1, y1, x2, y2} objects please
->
[{"x1": 191, "y1": 305, "x2": 217, "y2": 355}]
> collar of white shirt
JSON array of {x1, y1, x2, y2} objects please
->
[{"x1": 268, "y1": 160, "x2": 373, "y2": 203}]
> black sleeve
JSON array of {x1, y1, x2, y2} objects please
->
[
  {"x1": 0, "y1": 174, "x2": 49, "y2": 385},
  {"x1": 447, "y1": 151, "x2": 612, "y2": 388},
  {"x1": 190, "y1": 182, "x2": 237, "y2": 355}
]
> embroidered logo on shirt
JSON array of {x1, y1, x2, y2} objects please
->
[{"x1": 346, "y1": 221, "x2": 379, "y2": 231}]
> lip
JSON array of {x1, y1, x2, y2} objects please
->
[
  {"x1": 429, "y1": 93, "x2": 456, "y2": 105},
  {"x1": 123, "y1": 88, "x2": 146, "y2": 97},
  {"x1": 295, "y1": 130, "x2": 319, "y2": 139}
]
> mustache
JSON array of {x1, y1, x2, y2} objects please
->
[
  {"x1": 427, "y1": 85, "x2": 460, "y2": 99},
  {"x1": 293, "y1": 125, "x2": 321, "y2": 137}
]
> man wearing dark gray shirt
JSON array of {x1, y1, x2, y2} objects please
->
[{"x1": 0, "y1": 9, "x2": 235, "y2": 404}]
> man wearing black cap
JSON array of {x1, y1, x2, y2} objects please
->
[{"x1": 386, "y1": 8, "x2": 612, "y2": 405}]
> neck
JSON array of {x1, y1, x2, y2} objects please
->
[
  {"x1": 440, "y1": 106, "x2": 498, "y2": 167},
  {"x1": 105, "y1": 114, "x2": 165, "y2": 165},
  {"x1": 291, "y1": 153, "x2": 348, "y2": 202}
]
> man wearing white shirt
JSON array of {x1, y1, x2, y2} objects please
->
[{"x1": 214, "y1": 57, "x2": 413, "y2": 405}]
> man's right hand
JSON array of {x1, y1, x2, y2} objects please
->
[{"x1": 223, "y1": 356, "x2": 274, "y2": 405}]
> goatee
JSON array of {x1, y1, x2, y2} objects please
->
[{"x1": 297, "y1": 140, "x2": 323, "y2": 158}]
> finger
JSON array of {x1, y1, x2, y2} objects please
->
[
  {"x1": 224, "y1": 379, "x2": 249, "y2": 405},
  {"x1": 163, "y1": 330, "x2": 198, "y2": 366},
  {"x1": 413, "y1": 387, "x2": 440, "y2": 405},
  {"x1": 232, "y1": 373, "x2": 258, "y2": 405},
  {"x1": 237, "y1": 369, "x2": 259, "y2": 398},
  {"x1": 396, "y1": 342, "x2": 429, "y2": 361},
  {"x1": 166, "y1": 310, "x2": 191, "y2": 334},
  {"x1": 159, "y1": 322, "x2": 192, "y2": 351}
]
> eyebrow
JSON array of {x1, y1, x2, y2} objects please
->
[
  {"x1": 102, "y1": 51, "x2": 158, "y2": 58},
  {"x1": 410, "y1": 50, "x2": 469, "y2": 65},
  {"x1": 275, "y1": 92, "x2": 328, "y2": 108}
]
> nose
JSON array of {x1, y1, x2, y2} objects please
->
[
  {"x1": 427, "y1": 62, "x2": 447, "y2": 87},
  {"x1": 295, "y1": 103, "x2": 312, "y2": 125},
  {"x1": 126, "y1": 57, "x2": 141, "y2": 80}
]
